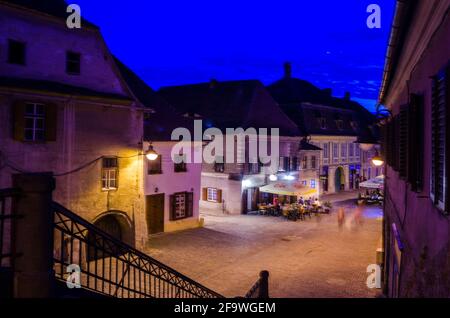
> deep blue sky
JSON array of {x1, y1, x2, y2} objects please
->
[{"x1": 76, "y1": 0, "x2": 395, "y2": 112}]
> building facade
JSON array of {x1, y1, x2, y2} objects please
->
[
  {"x1": 159, "y1": 80, "x2": 304, "y2": 214},
  {"x1": 0, "y1": 1, "x2": 148, "y2": 248},
  {"x1": 379, "y1": 0, "x2": 450, "y2": 297},
  {"x1": 267, "y1": 69, "x2": 379, "y2": 194}
]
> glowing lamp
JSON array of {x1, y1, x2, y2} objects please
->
[
  {"x1": 145, "y1": 145, "x2": 158, "y2": 161},
  {"x1": 242, "y1": 180, "x2": 252, "y2": 188},
  {"x1": 284, "y1": 175, "x2": 295, "y2": 181},
  {"x1": 269, "y1": 174, "x2": 278, "y2": 182},
  {"x1": 372, "y1": 156, "x2": 384, "y2": 167}
]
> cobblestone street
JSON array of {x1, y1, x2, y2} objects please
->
[{"x1": 144, "y1": 192, "x2": 383, "y2": 298}]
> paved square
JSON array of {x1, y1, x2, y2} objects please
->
[{"x1": 144, "y1": 198, "x2": 382, "y2": 298}]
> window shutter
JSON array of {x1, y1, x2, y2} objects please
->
[
  {"x1": 217, "y1": 189, "x2": 222, "y2": 203},
  {"x1": 398, "y1": 105, "x2": 408, "y2": 178},
  {"x1": 169, "y1": 194, "x2": 176, "y2": 221},
  {"x1": 408, "y1": 94, "x2": 424, "y2": 192},
  {"x1": 12, "y1": 101, "x2": 26, "y2": 141},
  {"x1": 431, "y1": 66, "x2": 448, "y2": 211},
  {"x1": 202, "y1": 188, "x2": 208, "y2": 201},
  {"x1": 186, "y1": 192, "x2": 194, "y2": 217},
  {"x1": 45, "y1": 103, "x2": 57, "y2": 141}
]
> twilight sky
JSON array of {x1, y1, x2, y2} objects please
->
[{"x1": 75, "y1": 0, "x2": 396, "y2": 112}]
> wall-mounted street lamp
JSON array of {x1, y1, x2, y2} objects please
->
[
  {"x1": 372, "y1": 155, "x2": 384, "y2": 167},
  {"x1": 145, "y1": 144, "x2": 158, "y2": 161},
  {"x1": 269, "y1": 174, "x2": 278, "y2": 182}
]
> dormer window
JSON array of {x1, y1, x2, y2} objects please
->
[
  {"x1": 350, "y1": 121, "x2": 359, "y2": 131},
  {"x1": 318, "y1": 117, "x2": 327, "y2": 129},
  {"x1": 66, "y1": 51, "x2": 81, "y2": 75},
  {"x1": 336, "y1": 120, "x2": 344, "y2": 130},
  {"x1": 8, "y1": 39, "x2": 26, "y2": 65}
]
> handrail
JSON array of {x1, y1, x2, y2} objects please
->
[{"x1": 52, "y1": 201, "x2": 223, "y2": 298}]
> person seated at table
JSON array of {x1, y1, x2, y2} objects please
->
[
  {"x1": 314, "y1": 198, "x2": 320, "y2": 207},
  {"x1": 298, "y1": 197, "x2": 304, "y2": 205}
]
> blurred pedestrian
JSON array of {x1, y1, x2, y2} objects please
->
[{"x1": 337, "y1": 207, "x2": 345, "y2": 228}]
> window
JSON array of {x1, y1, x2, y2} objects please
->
[
  {"x1": 13, "y1": 101, "x2": 57, "y2": 142},
  {"x1": 408, "y1": 94, "x2": 424, "y2": 192},
  {"x1": 355, "y1": 144, "x2": 360, "y2": 158},
  {"x1": 24, "y1": 103, "x2": 45, "y2": 141},
  {"x1": 170, "y1": 192, "x2": 193, "y2": 220},
  {"x1": 333, "y1": 143, "x2": 339, "y2": 163},
  {"x1": 204, "y1": 187, "x2": 222, "y2": 203},
  {"x1": 66, "y1": 51, "x2": 81, "y2": 75},
  {"x1": 431, "y1": 67, "x2": 449, "y2": 212},
  {"x1": 290, "y1": 157, "x2": 298, "y2": 171},
  {"x1": 311, "y1": 156, "x2": 317, "y2": 169},
  {"x1": 301, "y1": 180, "x2": 307, "y2": 186},
  {"x1": 214, "y1": 156, "x2": 225, "y2": 173},
  {"x1": 174, "y1": 154, "x2": 187, "y2": 173},
  {"x1": 148, "y1": 155, "x2": 162, "y2": 174},
  {"x1": 310, "y1": 179, "x2": 316, "y2": 189},
  {"x1": 102, "y1": 157, "x2": 118, "y2": 190},
  {"x1": 302, "y1": 156, "x2": 308, "y2": 169},
  {"x1": 279, "y1": 156, "x2": 290, "y2": 172},
  {"x1": 322, "y1": 143, "x2": 330, "y2": 164},
  {"x1": 336, "y1": 120, "x2": 344, "y2": 130},
  {"x1": 8, "y1": 39, "x2": 26, "y2": 65},
  {"x1": 349, "y1": 143, "x2": 354, "y2": 157},
  {"x1": 318, "y1": 117, "x2": 327, "y2": 129},
  {"x1": 341, "y1": 143, "x2": 347, "y2": 159}
]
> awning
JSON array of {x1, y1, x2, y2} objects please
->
[
  {"x1": 359, "y1": 175, "x2": 384, "y2": 190},
  {"x1": 259, "y1": 181, "x2": 316, "y2": 196}
]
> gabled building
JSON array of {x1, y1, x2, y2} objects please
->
[
  {"x1": 114, "y1": 58, "x2": 204, "y2": 234},
  {"x1": 0, "y1": 0, "x2": 147, "y2": 248},
  {"x1": 159, "y1": 79, "x2": 305, "y2": 214},
  {"x1": 268, "y1": 63, "x2": 380, "y2": 194},
  {"x1": 378, "y1": 0, "x2": 450, "y2": 297}
]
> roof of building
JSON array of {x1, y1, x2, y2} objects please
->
[
  {"x1": 1, "y1": 0, "x2": 98, "y2": 28},
  {"x1": 267, "y1": 68, "x2": 378, "y2": 139},
  {"x1": 113, "y1": 57, "x2": 196, "y2": 141},
  {"x1": 0, "y1": 76, "x2": 132, "y2": 102},
  {"x1": 299, "y1": 138, "x2": 322, "y2": 151},
  {"x1": 158, "y1": 80, "x2": 301, "y2": 137}
]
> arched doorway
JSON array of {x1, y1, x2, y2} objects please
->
[
  {"x1": 87, "y1": 211, "x2": 134, "y2": 261},
  {"x1": 94, "y1": 214, "x2": 122, "y2": 241},
  {"x1": 334, "y1": 167, "x2": 345, "y2": 192}
]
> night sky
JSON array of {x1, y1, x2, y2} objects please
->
[{"x1": 75, "y1": 0, "x2": 396, "y2": 112}]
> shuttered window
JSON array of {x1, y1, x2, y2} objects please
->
[
  {"x1": 12, "y1": 101, "x2": 57, "y2": 142},
  {"x1": 407, "y1": 94, "x2": 424, "y2": 192},
  {"x1": 398, "y1": 105, "x2": 408, "y2": 178},
  {"x1": 431, "y1": 66, "x2": 449, "y2": 212},
  {"x1": 170, "y1": 192, "x2": 194, "y2": 220}
]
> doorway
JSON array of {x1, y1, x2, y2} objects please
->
[
  {"x1": 334, "y1": 167, "x2": 345, "y2": 192},
  {"x1": 146, "y1": 194, "x2": 165, "y2": 234}
]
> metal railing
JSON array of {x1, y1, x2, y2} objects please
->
[
  {"x1": 0, "y1": 188, "x2": 20, "y2": 268},
  {"x1": 52, "y1": 202, "x2": 223, "y2": 298},
  {"x1": 245, "y1": 271, "x2": 269, "y2": 298}
]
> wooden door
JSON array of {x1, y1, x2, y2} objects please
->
[{"x1": 146, "y1": 194, "x2": 165, "y2": 234}]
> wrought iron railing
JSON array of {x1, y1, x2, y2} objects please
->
[
  {"x1": 52, "y1": 202, "x2": 223, "y2": 298},
  {"x1": 0, "y1": 188, "x2": 20, "y2": 268},
  {"x1": 245, "y1": 271, "x2": 269, "y2": 298}
]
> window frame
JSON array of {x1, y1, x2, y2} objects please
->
[
  {"x1": 66, "y1": 51, "x2": 81, "y2": 75},
  {"x1": 8, "y1": 39, "x2": 26, "y2": 65},
  {"x1": 24, "y1": 103, "x2": 46, "y2": 142},
  {"x1": 207, "y1": 188, "x2": 219, "y2": 202},
  {"x1": 101, "y1": 157, "x2": 119, "y2": 191}
]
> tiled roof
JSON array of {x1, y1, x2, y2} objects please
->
[
  {"x1": 158, "y1": 80, "x2": 301, "y2": 137},
  {"x1": 0, "y1": 76, "x2": 132, "y2": 101},
  {"x1": 1, "y1": 0, "x2": 97, "y2": 28},
  {"x1": 299, "y1": 139, "x2": 322, "y2": 151},
  {"x1": 113, "y1": 57, "x2": 196, "y2": 141},
  {"x1": 267, "y1": 76, "x2": 378, "y2": 139}
]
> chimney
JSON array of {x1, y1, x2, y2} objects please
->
[
  {"x1": 344, "y1": 92, "x2": 351, "y2": 100},
  {"x1": 283, "y1": 62, "x2": 292, "y2": 79},
  {"x1": 209, "y1": 78, "x2": 218, "y2": 89}
]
